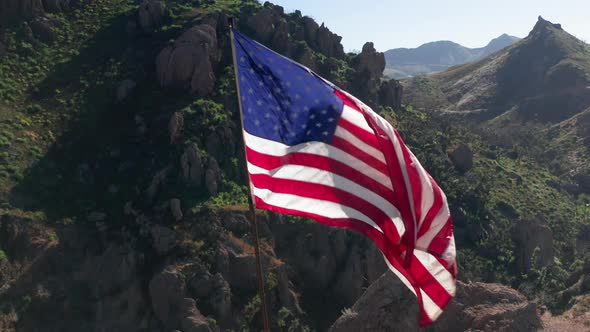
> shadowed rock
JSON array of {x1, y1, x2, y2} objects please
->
[{"x1": 156, "y1": 24, "x2": 219, "y2": 96}]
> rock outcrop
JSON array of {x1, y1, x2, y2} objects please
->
[
  {"x1": 330, "y1": 272, "x2": 542, "y2": 332},
  {"x1": 449, "y1": 144, "x2": 473, "y2": 172},
  {"x1": 156, "y1": 24, "x2": 220, "y2": 96},
  {"x1": 137, "y1": 0, "x2": 167, "y2": 32},
  {"x1": 512, "y1": 218, "x2": 554, "y2": 273}
]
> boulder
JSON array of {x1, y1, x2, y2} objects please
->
[
  {"x1": 180, "y1": 144, "x2": 204, "y2": 186},
  {"x1": 205, "y1": 157, "x2": 221, "y2": 196},
  {"x1": 316, "y1": 23, "x2": 345, "y2": 59},
  {"x1": 332, "y1": 245, "x2": 365, "y2": 306},
  {"x1": 512, "y1": 218, "x2": 554, "y2": 273},
  {"x1": 355, "y1": 42, "x2": 385, "y2": 81},
  {"x1": 115, "y1": 79, "x2": 136, "y2": 102},
  {"x1": 150, "y1": 225, "x2": 176, "y2": 255},
  {"x1": 170, "y1": 198, "x2": 183, "y2": 221},
  {"x1": 379, "y1": 79, "x2": 403, "y2": 110},
  {"x1": 156, "y1": 24, "x2": 219, "y2": 96},
  {"x1": 29, "y1": 17, "x2": 57, "y2": 44},
  {"x1": 246, "y1": 9, "x2": 275, "y2": 42},
  {"x1": 448, "y1": 144, "x2": 473, "y2": 172},
  {"x1": 168, "y1": 111, "x2": 184, "y2": 144},
  {"x1": 330, "y1": 272, "x2": 542, "y2": 332},
  {"x1": 42, "y1": 0, "x2": 72, "y2": 12},
  {"x1": 209, "y1": 273, "x2": 232, "y2": 325},
  {"x1": 149, "y1": 268, "x2": 186, "y2": 330},
  {"x1": 146, "y1": 167, "x2": 170, "y2": 202},
  {"x1": 138, "y1": 0, "x2": 166, "y2": 32}
]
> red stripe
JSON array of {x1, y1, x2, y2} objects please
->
[
  {"x1": 397, "y1": 130, "x2": 422, "y2": 238},
  {"x1": 331, "y1": 135, "x2": 389, "y2": 175},
  {"x1": 337, "y1": 117, "x2": 381, "y2": 150},
  {"x1": 246, "y1": 147, "x2": 395, "y2": 202},
  {"x1": 427, "y1": 217, "x2": 454, "y2": 257},
  {"x1": 250, "y1": 173, "x2": 402, "y2": 243},
  {"x1": 417, "y1": 176, "x2": 444, "y2": 238}
]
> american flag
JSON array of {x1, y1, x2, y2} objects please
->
[{"x1": 232, "y1": 29, "x2": 456, "y2": 325}]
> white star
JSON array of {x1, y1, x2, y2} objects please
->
[
  {"x1": 277, "y1": 69, "x2": 283, "y2": 75},
  {"x1": 273, "y1": 125, "x2": 280, "y2": 131},
  {"x1": 303, "y1": 106, "x2": 309, "y2": 112},
  {"x1": 267, "y1": 57, "x2": 274, "y2": 62},
  {"x1": 249, "y1": 68, "x2": 255, "y2": 74},
  {"x1": 265, "y1": 113, "x2": 271, "y2": 118},
  {"x1": 248, "y1": 51, "x2": 254, "y2": 56},
  {"x1": 305, "y1": 87, "x2": 311, "y2": 92},
  {"x1": 282, "y1": 119, "x2": 289, "y2": 125},
  {"x1": 307, "y1": 130, "x2": 312, "y2": 135},
  {"x1": 267, "y1": 93, "x2": 272, "y2": 98},
  {"x1": 301, "y1": 124, "x2": 307, "y2": 129},
  {"x1": 286, "y1": 81, "x2": 292, "y2": 87},
  {"x1": 321, "y1": 109, "x2": 327, "y2": 114},
  {"x1": 258, "y1": 81, "x2": 264, "y2": 87},
  {"x1": 310, "y1": 114, "x2": 315, "y2": 119},
  {"x1": 292, "y1": 113, "x2": 298, "y2": 119},
  {"x1": 296, "y1": 75, "x2": 303, "y2": 81},
  {"x1": 328, "y1": 117, "x2": 334, "y2": 122},
  {"x1": 240, "y1": 76, "x2": 245, "y2": 81},
  {"x1": 248, "y1": 88, "x2": 253, "y2": 94},
  {"x1": 295, "y1": 94, "x2": 301, "y2": 100},
  {"x1": 258, "y1": 64, "x2": 264, "y2": 69},
  {"x1": 247, "y1": 108, "x2": 253, "y2": 113},
  {"x1": 316, "y1": 123, "x2": 322, "y2": 127},
  {"x1": 240, "y1": 56, "x2": 245, "y2": 62},
  {"x1": 257, "y1": 100, "x2": 263, "y2": 106},
  {"x1": 254, "y1": 120, "x2": 260, "y2": 126},
  {"x1": 322, "y1": 131, "x2": 328, "y2": 136},
  {"x1": 314, "y1": 99, "x2": 320, "y2": 104},
  {"x1": 289, "y1": 132, "x2": 296, "y2": 137},
  {"x1": 274, "y1": 87, "x2": 281, "y2": 93}
]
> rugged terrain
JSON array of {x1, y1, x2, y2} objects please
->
[
  {"x1": 384, "y1": 34, "x2": 519, "y2": 78},
  {"x1": 0, "y1": 1, "x2": 589, "y2": 331}
]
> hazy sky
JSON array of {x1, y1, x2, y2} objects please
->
[{"x1": 269, "y1": 0, "x2": 589, "y2": 52}]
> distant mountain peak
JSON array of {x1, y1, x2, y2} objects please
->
[
  {"x1": 384, "y1": 34, "x2": 520, "y2": 78},
  {"x1": 530, "y1": 16, "x2": 563, "y2": 36}
]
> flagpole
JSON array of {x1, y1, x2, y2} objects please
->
[{"x1": 228, "y1": 18, "x2": 271, "y2": 332}]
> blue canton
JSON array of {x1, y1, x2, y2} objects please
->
[{"x1": 233, "y1": 29, "x2": 344, "y2": 145}]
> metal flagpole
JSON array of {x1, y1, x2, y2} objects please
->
[{"x1": 228, "y1": 17, "x2": 271, "y2": 332}]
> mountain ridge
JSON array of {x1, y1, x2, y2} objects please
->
[{"x1": 384, "y1": 33, "x2": 520, "y2": 78}]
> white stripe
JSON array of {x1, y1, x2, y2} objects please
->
[
  {"x1": 416, "y1": 162, "x2": 435, "y2": 227},
  {"x1": 384, "y1": 255, "x2": 443, "y2": 322},
  {"x1": 248, "y1": 162, "x2": 405, "y2": 235},
  {"x1": 251, "y1": 185, "x2": 383, "y2": 232},
  {"x1": 244, "y1": 131, "x2": 392, "y2": 190},
  {"x1": 414, "y1": 250, "x2": 456, "y2": 297},
  {"x1": 341, "y1": 104, "x2": 374, "y2": 133},
  {"x1": 334, "y1": 126, "x2": 387, "y2": 164},
  {"x1": 416, "y1": 201, "x2": 450, "y2": 251}
]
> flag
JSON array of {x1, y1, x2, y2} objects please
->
[{"x1": 232, "y1": 29, "x2": 456, "y2": 326}]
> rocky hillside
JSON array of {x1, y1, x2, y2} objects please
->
[
  {"x1": 0, "y1": 1, "x2": 589, "y2": 331},
  {"x1": 383, "y1": 34, "x2": 519, "y2": 78}
]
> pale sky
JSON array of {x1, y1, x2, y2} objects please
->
[{"x1": 269, "y1": 0, "x2": 589, "y2": 52}]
